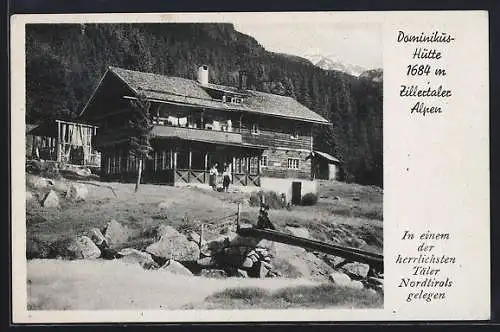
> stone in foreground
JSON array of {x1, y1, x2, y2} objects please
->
[
  {"x1": 328, "y1": 271, "x2": 352, "y2": 287},
  {"x1": 103, "y1": 219, "x2": 132, "y2": 248},
  {"x1": 67, "y1": 236, "x2": 101, "y2": 259},
  {"x1": 65, "y1": 183, "x2": 88, "y2": 201},
  {"x1": 118, "y1": 248, "x2": 157, "y2": 270},
  {"x1": 161, "y1": 260, "x2": 193, "y2": 276},
  {"x1": 342, "y1": 262, "x2": 370, "y2": 279},
  {"x1": 41, "y1": 190, "x2": 59, "y2": 208},
  {"x1": 146, "y1": 225, "x2": 200, "y2": 261}
]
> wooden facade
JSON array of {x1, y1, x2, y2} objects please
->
[
  {"x1": 310, "y1": 150, "x2": 342, "y2": 181},
  {"x1": 81, "y1": 66, "x2": 330, "y2": 187},
  {"x1": 99, "y1": 139, "x2": 264, "y2": 186},
  {"x1": 28, "y1": 119, "x2": 101, "y2": 167}
]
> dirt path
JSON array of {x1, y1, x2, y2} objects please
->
[{"x1": 28, "y1": 259, "x2": 320, "y2": 310}]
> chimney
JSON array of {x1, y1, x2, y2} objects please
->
[
  {"x1": 239, "y1": 70, "x2": 248, "y2": 90},
  {"x1": 197, "y1": 65, "x2": 209, "y2": 85}
]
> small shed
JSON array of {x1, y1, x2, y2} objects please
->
[
  {"x1": 309, "y1": 150, "x2": 342, "y2": 181},
  {"x1": 27, "y1": 119, "x2": 101, "y2": 166}
]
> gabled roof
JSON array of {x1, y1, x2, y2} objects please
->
[
  {"x1": 107, "y1": 66, "x2": 329, "y2": 124},
  {"x1": 310, "y1": 150, "x2": 341, "y2": 164}
]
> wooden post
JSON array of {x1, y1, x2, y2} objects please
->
[
  {"x1": 118, "y1": 149, "x2": 122, "y2": 173},
  {"x1": 232, "y1": 156, "x2": 236, "y2": 184},
  {"x1": 188, "y1": 148, "x2": 192, "y2": 182},
  {"x1": 56, "y1": 120, "x2": 61, "y2": 162},
  {"x1": 107, "y1": 153, "x2": 111, "y2": 175},
  {"x1": 173, "y1": 150, "x2": 178, "y2": 184},
  {"x1": 199, "y1": 223, "x2": 204, "y2": 249},
  {"x1": 204, "y1": 152, "x2": 208, "y2": 184},
  {"x1": 236, "y1": 203, "x2": 241, "y2": 231},
  {"x1": 246, "y1": 156, "x2": 249, "y2": 186}
]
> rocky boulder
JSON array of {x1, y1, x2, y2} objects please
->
[
  {"x1": 27, "y1": 175, "x2": 54, "y2": 190},
  {"x1": 201, "y1": 232, "x2": 237, "y2": 256},
  {"x1": 145, "y1": 225, "x2": 200, "y2": 261},
  {"x1": 187, "y1": 231, "x2": 201, "y2": 245},
  {"x1": 349, "y1": 280, "x2": 365, "y2": 290},
  {"x1": 236, "y1": 269, "x2": 249, "y2": 278},
  {"x1": 271, "y1": 243, "x2": 334, "y2": 280},
  {"x1": 103, "y1": 220, "x2": 132, "y2": 248},
  {"x1": 65, "y1": 183, "x2": 88, "y2": 201},
  {"x1": 41, "y1": 190, "x2": 59, "y2": 208},
  {"x1": 228, "y1": 235, "x2": 275, "y2": 254},
  {"x1": 66, "y1": 236, "x2": 101, "y2": 259},
  {"x1": 161, "y1": 260, "x2": 193, "y2": 276},
  {"x1": 320, "y1": 254, "x2": 346, "y2": 268},
  {"x1": 52, "y1": 180, "x2": 70, "y2": 193},
  {"x1": 341, "y1": 262, "x2": 370, "y2": 279},
  {"x1": 89, "y1": 227, "x2": 107, "y2": 247},
  {"x1": 329, "y1": 271, "x2": 352, "y2": 287},
  {"x1": 197, "y1": 256, "x2": 217, "y2": 268},
  {"x1": 258, "y1": 261, "x2": 272, "y2": 278},
  {"x1": 118, "y1": 248, "x2": 158, "y2": 270}
]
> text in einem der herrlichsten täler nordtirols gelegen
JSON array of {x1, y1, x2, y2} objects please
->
[
  {"x1": 396, "y1": 230, "x2": 455, "y2": 303},
  {"x1": 398, "y1": 30, "x2": 455, "y2": 116}
]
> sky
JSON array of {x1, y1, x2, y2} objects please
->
[{"x1": 233, "y1": 21, "x2": 382, "y2": 70}]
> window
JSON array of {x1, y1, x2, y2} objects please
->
[
  {"x1": 230, "y1": 97, "x2": 242, "y2": 104},
  {"x1": 260, "y1": 156, "x2": 268, "y2": 167},
  {"x1": 251, "y1": 123, "x2": 259, "y2": 135},
  {"x1": 234, "y1": 157, "x2": 245, "y2": 174},
  {"x1": 287, "y1": 158, "x2": 299, "y2": 169},
  {"x1": 249, "y1": 157, "x2": 259, "y2": 175}
]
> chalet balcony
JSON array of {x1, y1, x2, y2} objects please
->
[{"x1": 152, "y1": 125, "x2": 243, "y2": 145}]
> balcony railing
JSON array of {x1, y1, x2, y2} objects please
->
[{"x1": 152, "y1": 125, "x2": 243, "y2": 144}]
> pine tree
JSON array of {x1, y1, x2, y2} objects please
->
[{"x1": 128, "y1": 92, "x2": 154, "y2": 192}]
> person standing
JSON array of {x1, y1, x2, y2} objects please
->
[
  {"x1": 209, "y1": 163, "x2": 218, "y2": 190},
  {"x1": 222, "y1": 164, "x2": 231, "y2": 192}
]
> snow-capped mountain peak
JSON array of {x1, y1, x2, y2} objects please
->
[{"x1": 304, "y1": 54, "x2": 367, "y2": 77}]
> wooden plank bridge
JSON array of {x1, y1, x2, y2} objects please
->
[
  {"x1": 234, "y1": 202, "x2": 384, "y2": 273},
  {"x1": 236, "y1": 226, "x2": 383, "y2": 272}
]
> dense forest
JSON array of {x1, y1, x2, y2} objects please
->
[{"x1": 26, "y1": 23, "x2": 383, "y2": 186}]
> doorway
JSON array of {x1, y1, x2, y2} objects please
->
[{"x1": 291, "y1": 181, "x2": 302, "y2": 205}]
